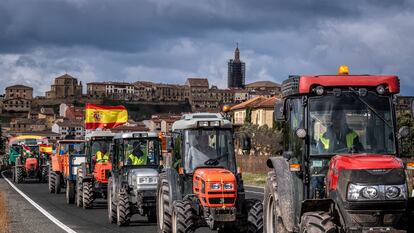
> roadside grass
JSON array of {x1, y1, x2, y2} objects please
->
[
  {"x1": 0, "y1": 191, "x2": 9, "y2": 233},
  {"x1": 242, "y1": 172, "x2": 267, "y2": 187}
]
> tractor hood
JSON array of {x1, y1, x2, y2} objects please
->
[
  {"x1": 328, "y1": 154, "x2": 404, "y2": 191},
  {"x1": 193, "y1": 167, "x2": 236, "y2": 183},
  {"x1": 127, "y1": 168, "x2": 159, "y2": 191}
]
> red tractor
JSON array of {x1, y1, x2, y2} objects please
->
[
  {"x1": 262, "y1": 66, "x2": 413, "y2": 232},
  {"x1": 76, "y1": 131, "x2": 114, "y2": 209}
]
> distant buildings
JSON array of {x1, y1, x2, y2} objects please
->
[
  {"x1": 46, "y1": 74, "x2": 83, "y2": 99},
  {"x1": 230, "y1": 96, "x2": 278, "y2": 128},
  {"x1": 3, "y1": 85, "x2": 33, "y2": 112},
  {"x1": 228, "y1": 46, "x2": 246, "y2": 89},
  {"x1": 52, "y1": 121, "x2": 85, "y2": 139},
  {"x1": 87, "y1": 81, "x2": 134, "y2": 100}
]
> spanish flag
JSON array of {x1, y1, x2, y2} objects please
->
[
  {"x1": 40, "y1": 144, "x2": 53, "y2": 154},
  {"x1": 85, "y1": 104, "x2": 128, "y2": 129}
]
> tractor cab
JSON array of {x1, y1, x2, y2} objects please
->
[
  {"x1": 85, "y1": 131, "x2": 115, "y2": 174},
  {"x1": 265, "y1": 66, "x2": 412, "y2": 232}
]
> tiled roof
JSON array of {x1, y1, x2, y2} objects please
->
[
  {"x1": 246, "y1": 81, "x2": 281, "y2": 88},
  {"x1": 230, "y1": 96, "x2": 266, "y2": 110},
  {"x1": 56, "y1": 120, "x2": 84, "y2": 128},
  {"x1": 6, "y1": 85, "x2": 33, "y2": 90},
  {"x1": 252, "y1": 96, "x2": 278, "y2": 109},
  {"x1": 186, "y1": 78, "x2": 209, "y2": 87}
]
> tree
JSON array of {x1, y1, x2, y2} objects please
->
[
  {"x1": 397, "y1": 111, "x2": 414, "y2": 157},
  {"x1": 238, "y1": 123, "x2": 283, "y2": 156}
]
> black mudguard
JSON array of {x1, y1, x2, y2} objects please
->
[
  {"x1": 267, "y1": 157, "x2": 299, "y2": 232},
  {"x1": 164, "y1": 168, "x2": 182, "y2": 202}
]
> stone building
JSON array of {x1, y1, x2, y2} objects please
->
[
  {"x1": 245, "y1": 81, "x2": 281, "y2": 96},
  {"x1": 87, "y1": 82, "x2": 135, "y2": 100},
  {"x1": 228, "y1": 46, "x2": 246, "y2": 89},
  {"x1": 2, "y1": 85, "x2": 33, "y2": 112},
  {"x1": 186, "y1": 78, "x2": 216, "y2": 112},
  {"x1": 46, "y1": 74, "x2": 83, "y2": 99},
  {"x1": 52, "y1": 120, "x2": 85, "y2": 139}
]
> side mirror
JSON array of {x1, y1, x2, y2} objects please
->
[
  {"x1": 241, "y1": 136, "x2": 251, "y2": 151},
  {"x1": 398, "y1": 126, "x2": 410, "y2": 139},
  {"x1": 274, "y1": 100, "x2": 285, "y2": 122}
]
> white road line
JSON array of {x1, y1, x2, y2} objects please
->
[
  {"x1": 1, "y1": 171, "x2": 77, "y2": 233},
  {"x1": 244, "y1": 185, "x2": 265, "y2": 190}
]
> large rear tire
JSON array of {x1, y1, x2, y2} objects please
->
[
  {"x1": 263, "y1": 171, "x2": 288, "y2": 233},
  {"x1": 107, "y1": 178, "x2": 116, "y2": 223},
  {"x1": 55, "y1": 174, "x2": 62, "y2": 194},
  {"x1": 157, "y1": 173, "x2": 173, "y2": 233},
  {"x1": 172, "y1": 200, "x2": 196, "y2": 233},
  {"x1": 66, "y1": 180, "x2": 75, "y2": 204},
  {"x1": 15, "y1": 166, "x2": 24, "y2": 184},
  {"x1": 76, "y1": 171, "x2": 83, "y2": 207},
  {"x1": 82, "y1": 181, "x2": 94, "y2": 209},
  {"x1": 116, "y1": 192, "x2": 131, "y2": 226},
  {"x1": 49, "y1": 169, "x2": 56, "y2": 193},
  {"x1": 247, "y1": 200, "x2": 264, "y2": 233},
  {"x1": 300, "y1": 212, "x2": 337, "y2": 233}
]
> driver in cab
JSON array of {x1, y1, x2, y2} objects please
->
[
  {"x1": 186, "y1": 134, "x2": 216, "y2": 169},
  {"x1": 318, "y1": 109, "x2": 363, "y2": 153},
  {"x1": 128, "y1": 141, "x2": 149, "y2": 165},
  {"x1": 95, "y1": 143, "x2": 109, "y2": 163}
]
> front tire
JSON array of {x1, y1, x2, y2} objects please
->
[
  {"x1": 49, "y1": 169, "x2": 56, "y2": 193},
  {"x1": 116, "y1": 192, "x2": 131, "y2": 226},
  {"x1": 157, "y1": 173, "x2": 173, "y2": 233},
  {"x1": 66, "y1": 180, "x2": 75, "y2": 204},
  {"x1": 248, "y1": 201, "x2": 264, "y2": 233},
  {"x1": 172, "y1": 200, "x2": 196, "y2": 233},
  {"x1": 300, "y1": 212, "x2": 337, "y2": 233},
  {"x1": 107, "y1": 178, "x2": 116, "y2": 223},
  {"x1": 76, "y1": 171, "x2": 83, "y2": 207},
  {"x1": 55, "y1": 174, "x2": 62, "y2": 194},
  {"x1": 15, "y1": 166, "x2": 24, "y2": 183},
  {"x1": 264, "y1": 171, "x2": 288, "y2": 233},
  {"x1": 82, "y1": 181, "x2": 94, "y2": 209}
]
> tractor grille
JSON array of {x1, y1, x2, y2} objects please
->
[{"x1": 209, "y1": 198, "x2": 235, "y2": 205}]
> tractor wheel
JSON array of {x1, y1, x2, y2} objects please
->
[
  {"x1": 66, "y1": 180, "x2": 75, "y2": 204},
  {"x1": 76, "y1": 173, "x2": 83, "y2": 207},
  {"x1": 147, "y1": 208, "x2": 157, "y2": 223},
  {"x1": 171, "y1": 200, "x2": 196, "y2": 233},
  {"x1": 15, "y1": 166, "x2": 24, "y2": 183},
  {"x1": 82, "y1": 181, "x2": 94, "y2": 209},
  {"x1": 49, "y1": 169, "x2": 56, "y2": 193},
  {"x1": 55, "y1": 174, "x2": 62, "y2": 194},
  {"x1": 157, "y1": 173, "x2": 173, "y2": 233},
  {"x1": 116, "y1": 192, "x2": 131, "y2": 226},
  {"x1": 300, "y1": 212, "x2": 337, "y2": 233},
  {"x1": 41, "y1": 166, "x2": 48, "y2": 183},
  {"x1": 107, "y1": 179, "x2": 116, "y2": 223},
  {"x1": 247, "y1": 200, "x2": 264, "y2": 233},
  {"x1": 263, "y1": 171, "x2": 288, "y2": 233}
]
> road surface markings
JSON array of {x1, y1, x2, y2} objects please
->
[
  {"x1": 245, "y1": 186, "x2": 264, "y2": 195},
  {"x1": 1, "y1": 171, "x2": 77, "y2": 233}
]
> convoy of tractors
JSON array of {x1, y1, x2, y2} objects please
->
[{"x1": 4, "y1": 67, "x2": 414, "y2": 232}]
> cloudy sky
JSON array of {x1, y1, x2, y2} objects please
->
[{"x1": 0, "y1": 0, "x2": 413, "y2": 96}]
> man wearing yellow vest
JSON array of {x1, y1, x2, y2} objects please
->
[
  {"x1": 96, "y1": 143, "x2": 109, "y2": 163},
  {"x1": 318, "y1": 109, "x2": 363, "y2": 153},
  {"x1": 128, "y1": 141, "x2": 148, "y2": 165}
]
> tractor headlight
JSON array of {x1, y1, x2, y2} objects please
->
[
  {"x1": 347, "y1": 183, "x2": 407, "y2": 201},
  {"x1": 223, "y1": 183, "x2": 234, "y2": 190},
  {"x1": 137, "y1": 176, "x2": 158, "y2": 184},
  {"x1": 210, "y1": 183, "x2": 221, "y2": 190}
]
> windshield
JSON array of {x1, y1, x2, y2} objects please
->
[
  {"x1": 28, "y1": 146, "x2": 40, "y2": 156},
  {"x1": 122, "y1": 138, "x2": 160, "y2": 166},
  {"x1": 90, "y1": 140, "x2": 111, "y2": 158},
  {"x1": 60, "y1": 142, "x2": 85, "y2": 155},
  {"x1": 309, "y1": 92, "x2": 395, "y2": 155},
  {"x1": 184, "y1": 129, "x2": 236, "y2": 173}
]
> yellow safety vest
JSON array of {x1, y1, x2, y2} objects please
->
[
  {"x1": 320, "y1": 131, "x2": 358, "y2": 150},
  {"x1": 128, "y1": 152, "x2": 148, "y2": 165},
  {"x1": 96, "y1": 151, "x2": 109, "y2": 162}
]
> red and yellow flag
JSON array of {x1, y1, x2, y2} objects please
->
[
  {"x1": 40, "y1": 144, "x2": 53, "y2": 154},
  {"x1": 85, "y1": 104, "x2": 128, "y2": 129}
]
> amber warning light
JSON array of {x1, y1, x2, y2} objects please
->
[{"x1": 338, "y1": 65, "x2": 349, "y2": 75}]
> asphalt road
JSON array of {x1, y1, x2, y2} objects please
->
[{"x1": 3, "y1": 171, "x2": 264, "y2": 233}]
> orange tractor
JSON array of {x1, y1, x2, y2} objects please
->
[
  {"x1": 76, "y1": 131, "x2": 114, "y2": 208},
  {"x1": 156, "y1": 113, "x2": 262, "y2": 233},
  {"x1": 49, "y1": 140, "x2": 86, "y2": 196}
]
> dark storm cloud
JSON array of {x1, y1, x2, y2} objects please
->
[{"x1": 0, "y1": 0, "x2": 413, "y2": 95}]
